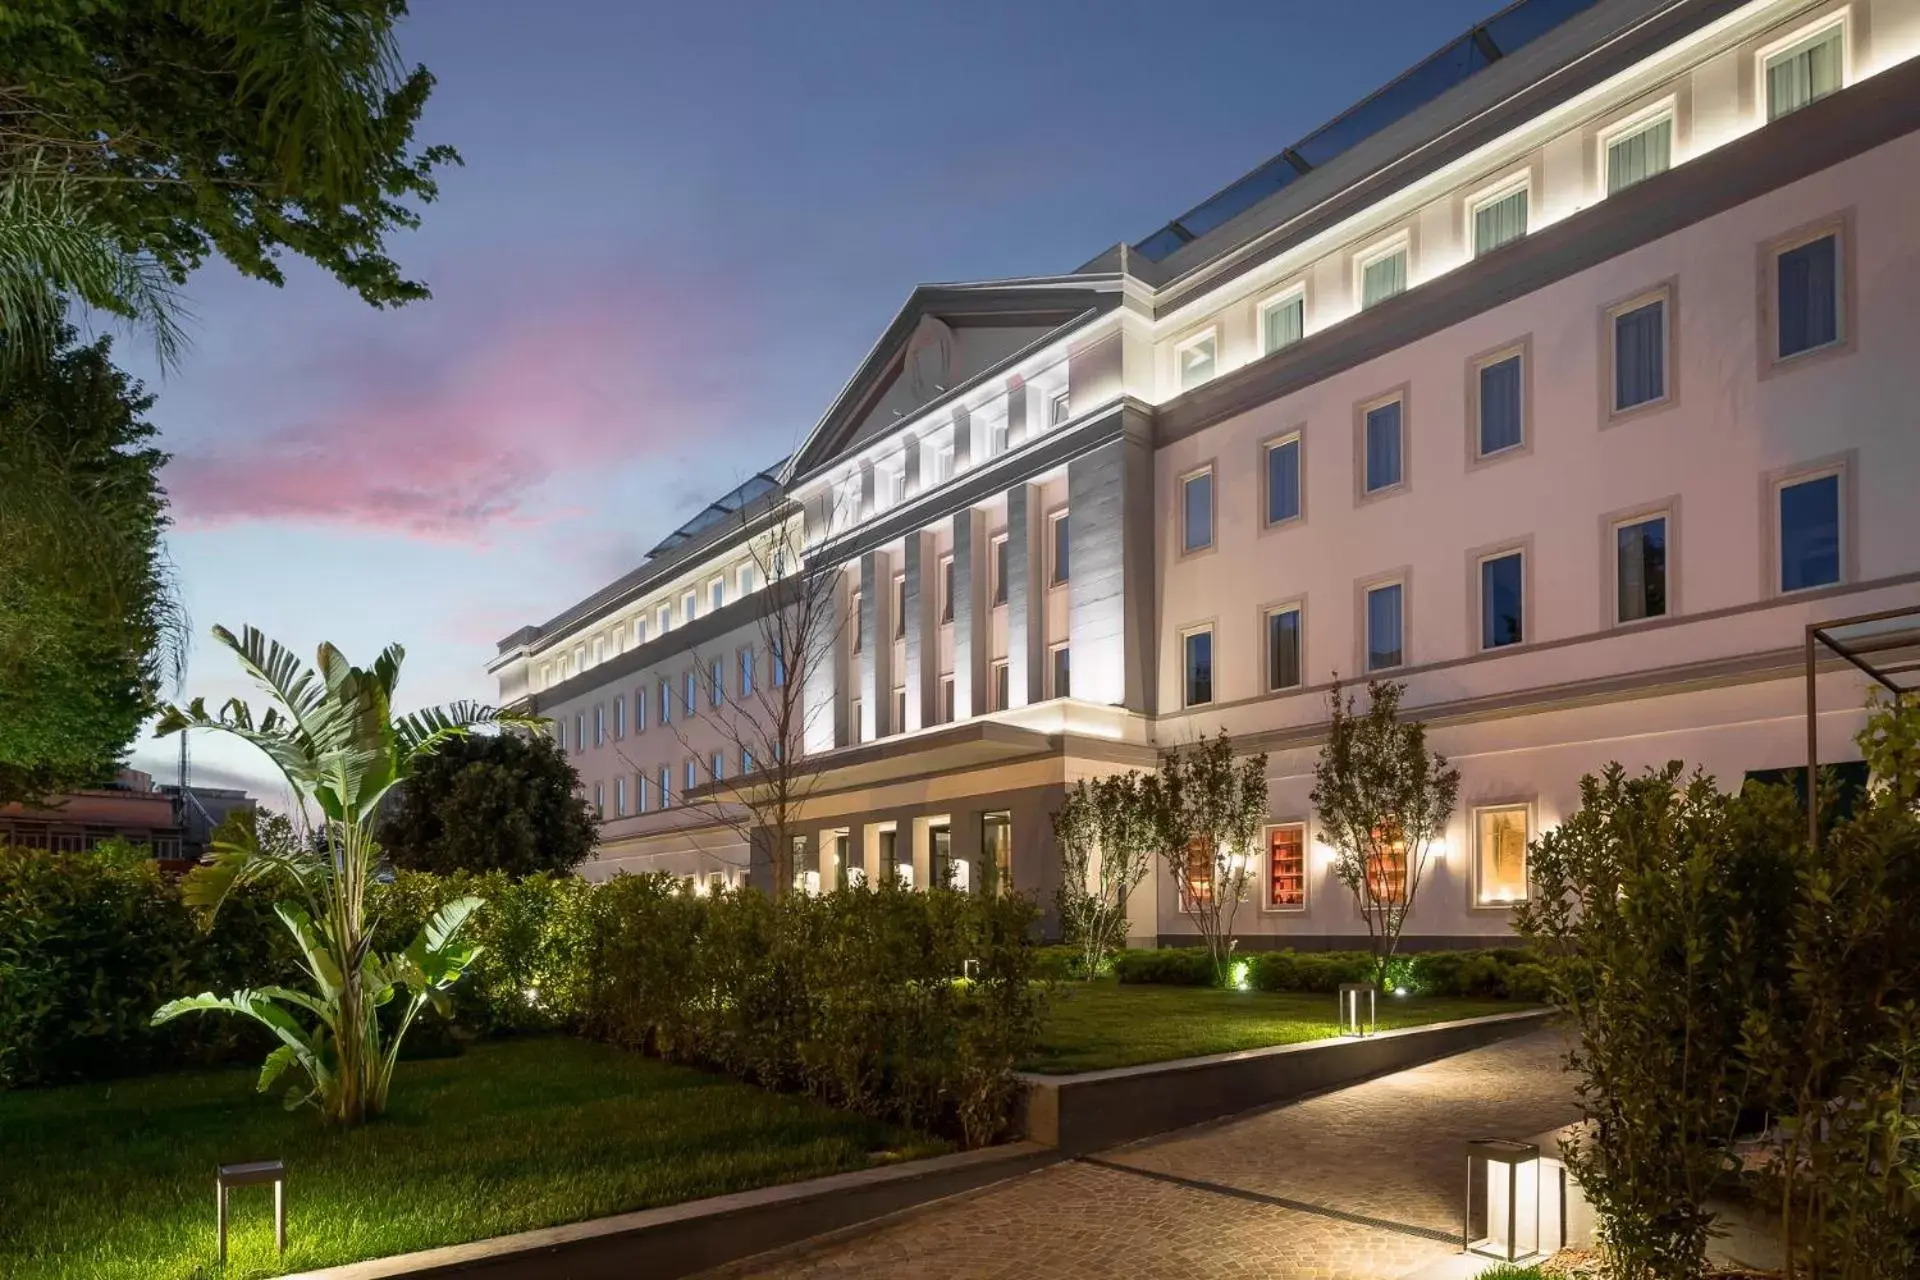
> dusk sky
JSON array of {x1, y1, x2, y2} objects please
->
[{"x1": 128, "y1": 0, "x2": 1501, "y2": 803}]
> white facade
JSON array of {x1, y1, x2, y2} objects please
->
[{"x1": 490, "y1": 0, "x2": 1920, "y2": 945}]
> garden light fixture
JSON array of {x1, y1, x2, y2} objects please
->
[
  {"x1": 1337, "y1": 982, "x2": 1376, "y2": 1036},
  {"x1": 216, "y1": 1159, "x2": 286, "y2": 1265},
  {"x1": 1463, "y1": 1138, "x2": 1551, "y2": 1263}
]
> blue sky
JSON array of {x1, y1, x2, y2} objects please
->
[{"x1": 128, "y1": 0, "x2": 1501, "y2": 802}]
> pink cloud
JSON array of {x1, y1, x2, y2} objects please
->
[{"x1": 165, "y1": 300, "x2": 718, "y2": 541}]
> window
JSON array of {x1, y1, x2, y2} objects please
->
[
  {"x1": 1261, "y1": 290, "x2": 1304, "y2": 355},
  {"x1": 1774, "y1": 231, "x2": 1841, "y2": 361},
  {"x1": 658, "y1": 678, "x2": 671, "y2": 725},
  {"x1": 1609, "y1": 291, "x2": 1669, "y2": 414},
  {"x1": 1479, "y1": 550, "x2": 1525, "y2": 650},
  {"x1": 555, "y1": 717, "x2": 566, "y2": 752},
  {"x1": 1266, "y1": 605, "x2": 1302, "y2": 691},
  {"x1": 879, "y1": 828, "x2": 899, "y2": 881},
  {"x1": 933, "y1": 442, "x2": 955, "y2": 483},
  {"x1": 990, "y1": 660, "x2": 1010, "y2": 712},
  {"x1": 1614, "y1": 514, "x2": 1669, "y2": 623},
  {"x1": 1264, "y1": 434, "x2": 1301, "y2": 526},
  {"x1": 893, "y1": 573, "x2": 907, "y2": 639},
  {"x1": 710, "y1": 751, "x2": 725, "y2": 782},
  {"x1": 738, "y1": 563, "x2": 758, "y2": 596},
  {"x1": 989, "y1": 410, "x2": 1010, "y2": 457},
  {"x1": 614, "y1": 776, "x2": 628, "y2": 817},
  {"x1": 1181, "y1": 468, "x2": 1213, "y2": 553},
  {"x1": 939, "y1": 555, "x2": 954, "y2": 624},
  {"x1": 741, "y1": 747, "x2": 754, "y2": 773},
  {"x1": 709, "y1": 656, "x2": 724, "y2": 706},
  {"x1": 1472, "y1": 184, "x2": 1528, "y2": 256},
  {"x1": 657, "y1": 603, "x2": 671, "y2": 635},
  {"x1": 850, "y1": 698, "x2": 862, "y2": 744},
  {"x1": 1050, "y1": 512, "x2": 1070, "y2": 585},
  {"x1": 710, "y1": 579, "x2": 724, "y2": 612},
  {"x1": 682, "y1": 589, "x2": 697, "y2": 623},
  {"x1": 575, "y1": 712, "x2": 585, "y2": 753},
  {"x1": 593, "y1": 783, "x2": 603, "y2": 818},
  {"x1": 982, "y1": 812, "x2": 1012, "y2": 895},
  {"x1": 940, "y1": 674, "x2": 956, "y2": 723},
  {"x1": 1049, "y1": 387, "x2": 1071, "y2": 426},
  {"x1": 891, "y1": 685, "x2": 906, "y2": 733},
  {"x1": 1474, "y1": 351, "x2": 1525, "y2": 458},
  {"x1": 685, "y1": 758, "x2": 698, "y2": 793},
  {"x1": 592, "y1": 636, "x2": 605, "y2": 667},
  {"x1": 1362, "y1": 396, "x2": 1404, "y2": 495},
  {"x1": 1176, "y1": 331, "x2": 1217, "y2": 391},
  {"x1": 613, "y1": 695, "x2": 626, "y2": 740},
  {"x1": 1766, "y1": 22, "x2": 1843, "y2": 121},
  {"x1": 1365, "y1": 826, "x2": 1409, "y2": 903},
  {"x1": 991, "y1": 535, "x2": 1009, "y2": 605},
  {"x1": 1605, "y1": 112, "x2": 1671, "y2": 194},
  {"x1": 659, "y1": 766, "x2": 672, "y2": 809},
  {"x1": 1050, "y1": 644, "x2": 1071, "y2": 699},
  {"x1": 1360, "y1": 243, "x2": 1408, "y2": 309},
  {"x1": 739, "y1": 646, "x2": 754, "y2": 697},
  {"x1": 851, "y1": 589, "x2": 863, "y2": 653},
  {"x1": 635, "y1": 686, "x2": 648, "y2": 732},
  {"x1": 1182, "y1": 628, "x2": 1213, "y2": 707},
  {"x1": 683, "y1": 670, "x2": 697, "y2": 717},
  {"x1": 1182, "y1": 837, "x2": 1214, "y2": 908},
  {"x1": 1475, "y1": 805, "x2": 1530, "y2": 904},
  {"x1": 1365, "y1": 581, "x2": 1405, "y2": 671},
  {"x1": 637, "y1": 773, "x2": 650, "y2": 813},
  {"x1": 1267, "y1": 824, "x2": 1306, "y2": 909},
  {"x1": 593, "y1": 704, "x2": 605, "y2": 748},
  {"x1": 1777, "y1": 471, "x2": 1842, "y2": 593},
  {"x1": 772, "y1": 640, "x2": 787, "y2": 687}
]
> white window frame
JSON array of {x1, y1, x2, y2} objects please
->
[
  {"x1": 1474, "y1": 543, "x2": 1530, "y2": 653},
  {"x1": 1355, "y1": 387, "x2": 1410, "y2": 502},
  {"x1": 1466, "y1": 173, "x2": 1530, "y2": 258},
  {"x1": 1767, "y1": 458, "x2": 1851, "y2": 598},
  {"x1": 1354, "y1": 232, "x2": 1411, "y2": 310},
  {"x1": 1261, "y1": 430, "x2": 1305, "y2": 530},
  {"x1": 939, "y1": 673, "x2": 956, "y2": 723},
  {"x1": 990, "y1": 659, "x2": 1010, "y2": 712},
  {"x1": 1472, "y1": 802, "x2": 1534, "y2": 908},
  {"x1": 1602, "y1": 281, "x2": 1677, "y2": 422},
  {"x1": 1048, "y1": 510, "x2": 1070, "y2": 587},
  {"x1": 1179, "y1": 463, "x2": 1215, "y2": 555},
  {"x1": 892, "y1": 571, "x2": 907, "y2": 640},
  {"x1": 1607, "y1": 506, "x2": 1676, "y2": 628},
  {"x1": 1257, "y1": 284, "x2": 1307, "y2": 356},
  {"x1": 989, "y1": 534, "x2": 1009, "y2": 606},
  {"x1": 1597, "y1": 98, "x2": 1676, "y2": 197},
  {"x1": 938, "y1": 554, "x2": 955, "y2": 624},
  {"x1": 1756, "y1": 14, "x2": 1849, "y2": 125},
  {"x1": 1048, "y1": 386, "x2": 1071, "y2": 426},
  {"x1": 1262, "y1": 820, "x2": 1310, "y2": 912},
  {"x1": 1467, "y1": 338, "x2": 1531, "y2": 465},
  {"x1": 1360, "y1": 574, "x2": 1409, "y2": 674},
  {"x1": 1174, "y1": 327, "x2": 1219, "y2": 393},
  {"x1": 1179, "y1": 624, "x2": 1215, "y2": 709},
  {"x1": 1264, "y1": 600, "x2": 1305, "y2": 693},
  {"x1": 1047, "y1": 642, "x2": 1071, "y2": 700}
]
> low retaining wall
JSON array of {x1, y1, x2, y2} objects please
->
[
  {"x1": 1016, "y1": 1008, "x2": 1553, "y2": 1152},
  {"x1": 286, "y1": 1141, "x2": 1059, "y2": 1280}
]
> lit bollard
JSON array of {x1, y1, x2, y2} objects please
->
[
  {"x1": 1336, "y1": 982, "x2": 1376, "y2": 1036},
  {"x1": 1464, "y1": 1138, "x2": 1550, "y2": 1263},
  {"x1": 216, "y1": 1159, "x2": 287, "y2": 1265}
]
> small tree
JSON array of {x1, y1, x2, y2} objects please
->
[
  {"x1": 380, "y1": 730, "x2": 596, "y2": 877},
  {"x1": 1310, "y1": 679, "x2": 1458, "y2": 988},
  {"x1": 1145, "y1": 732, "x2": 1269, "y2": 987},
  {"x1": 1053, "y1": 772, "x2": 1156, "y2": 979}
]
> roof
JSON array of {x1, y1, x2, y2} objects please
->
[{"x1": 646, "y1": 468, "x2": 783, "y2": 558}]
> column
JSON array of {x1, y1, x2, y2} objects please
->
[
  {"x1": 801, "y1": 564, "x2": 851, "y2": 753},
  {"x1": 1068, "y1": 407, "x2": 1155, "y2": 711},
  {"x1": 1005, "y1": 375, "x2": 1029, "y2": 449},
  {"x1": 950, "y1": 508, "x2": 987, "y2": 718},
  {"x1": 859, "y1": 550, "x2": 894, "y2": 740},
  {"x1": 1005, "y1": 482, "x2": 1045, "y2": 708},
  {"x1": 903, "y1": 529, "x2": 937, "y2": 731}
]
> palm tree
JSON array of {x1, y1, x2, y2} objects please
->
[{"x1": 152, "y1": 625, "x2": 538, "y2": 1125}]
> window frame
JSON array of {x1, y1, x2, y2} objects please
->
[
  {"x1": 1470, "y1": 539, "x2": 1531, "y2": 654},
  {"x1": 939, "y1": 673, "x2": 956, "y2": 724},
  {"x1": 1353, "y1": 385, "x2": 1411, "y2": 503},
  {"x1": 1354, "y1": 231, "x2": 1413, "y2": 311},
  {"x1": 1262, "y1": 820, "x2": 1310, "y2": 913},
  {"x1": 739, "y1": 645, "x2": 755, "y2": 698},
  {"x1": 1597, "y1": 98, "x2": 1678, "y2": 197},
  {"x1": 1048, "y1": 642, "x2": 1071, "y2": 700},
  {"x1": 1756, "y1": 13, "x2": 1849, "y2": 124},
  {"x1": 1600, "y1": 279, "x2": 1678, "y2": 424},
  {"x1": 1758, "y1": 209, "x2": 1855, "y2": 376},
  {"x1": 892, "y1": 571, "x2": 907, "y2": 640},
  {"x1": 1180, "y1": 623, "x2": 1215, "y2": 709},
  {"x1": 938, "y1": 553, "x2": 955, "y2": 625},
  {"x1": 1174, "y1": 326, "x2": 1219, "y2": 393},
  {"x1": 1602, "y1": 499, "x2": 1680, "y2": 629},
  {"x1": 890, "y1": 685, "x2": 907, "y2": 735},
  {"x1": 1260, "y1": 427, "x2": 1306, "y2": 532},
  {"x1": 850, "y1": 588, "x2": 863, "y2": 654},
  {"x1": 1466, "y1": 173, "x2": 1531, "y2": 258},
  {"x1": 1048, "y1": 386, "x2": 1072, "y2": 427},
  {"x1": 1465, "y1": 335, "x2": 1532, "y2": 467},
  {"x1": 1048, "y1": 509, "x2": 1071, "y2": 587},
  {"x1": 1471, "y1": 801, "x2": 1534, "y2": 908},
  {"x1": 1357, "y1": 571, "x2": 1410, "y2": 674},
  {"x1": 1763, "y1": 454, "x2": 1854, "y2": 598},
  {"x1": 1178, "y1": 462, "x2": 1216, "y2": 557},
  {"x1": 990, "y1": 659, "x2": 1010, "y2": 712},
  {"x1": 1257, "y1": 283, "x2": 1307, "y2": 357},
  {"x1": 989, "y1": 534, "x2": 1009, "y2": 607},
  {"x1": 1263, "y1": 599, "x2": 1305, "y2": 693}
]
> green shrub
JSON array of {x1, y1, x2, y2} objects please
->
[
  {"x1": 1029, "y1": 944, "x2": 1090, "y2": 981},
  {"x1": 1112, "y1": 946, "x2": 1213, "y2": 986}
]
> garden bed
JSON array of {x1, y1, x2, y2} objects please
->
[
  {"x1": 1024, "y1": 979, "x2": 1525, "y2": 1073},
  {"x1": 0, "y1": 1037, "x2": 946, "y2": 1280}
]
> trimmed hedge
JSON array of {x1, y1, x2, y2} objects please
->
[{"x1": 1113, "y1": 941, "x2": 1544, "y2": 999}]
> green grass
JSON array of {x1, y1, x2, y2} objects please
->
[
  {"x1": 0, "y1": 1037, "x2": 947, "y2": 1280},
  {"x1": 1024, "y1": 980, "x2": 1527, "y2": 1073}
]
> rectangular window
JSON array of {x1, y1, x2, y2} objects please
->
[
  {"x1": 1611, "y1": 295, "x2": 1668, "y2": 412},
  {"x1": 1778, "y1": 472, "x2": 1842, "y2": 593},
  {"x1": 851, "y1": 589, "x2": 863, "y2": 653},
  {"x1": 989, "y1": 414, "x2": 1010, "y2": 457},
  {"x1": 593, "y1": 782, "x2": 603, "y2": 818},
  {"x1": 1050, "y1": 512, "x2": 1070, "y2": 585},
  {"x1": 1049, "y1": 387, "x2": 1071, "y2": 426},
  {"x1": 933, "y1": 442, "x2": 955, "y2": 484},
  {"x1": 592, "y1": 637, "x2": 605, "y2": 667},
  {"x1": 1366, "y1": 582, "x2": 1405, "y2": 671},
  {"x1": 1182, "y1": 837, "x2": 1214, "y2": 909},
  {"x1": 1367, "y1": 829, "x2": 1409, "y2": 904},
  {"x1": 991, "y1": 660, "x2": 1010, "y2": 712},
  {"x1": 1776, "y1": 233, "x2": 1840, "y2": 360},
  {"x1": 685, "y1": 758, "x2": 698, "y2": 793},
  {"x1": 1183, "y1": 628, "x2": 1213, "y2": 707},
  {"x1": 682, "y1": 589, "x2": 697, "y2": 623},
  {"x1": 893, "y1": 573, "x2": 907, "y2": 639},
  {"x1": 850, "y1": 698, "x2": 862, "y2": 744},
  {"x1": 1050, "y1": 644, "x2": 1071, "y2": 699},
  {"x1": 1480, "y1": 550, "x2": 1525, "y2": 650},
  {"x1": 1262, "y1": 291, "x2": 1304, "y2": 355},
  {"x1": 1605, "y1": 114, "x2": 1671, "y2": 194},
  {"x1": 1268, "y1": 824, "x2": 1306, "y2": 909},
  {"x1": 634, "y1": 618, "x2": 648, "y2": 647},
  {"x1": 741, "y1": 747, "x2": 754, "y2": 774},
  {"x1": 683, "y1": 670, "x2": 697, "y2": 716},
  {"x1": 710, "y1": 579, "x2": 724, "y2": 612},
  {"x1": 1267, "y1": 605, "x2": 1302, "y2": 691},
  {"x1": 1476, "y1": 353, "x2": 1524, "y2": 457},
  {"x1": 991, "y1": 536, "x2": 1009, "y2": 606},
  {"x1": 739, "y1": 563, "x2": 758, "y2": 596},
  {"x1": 739, "y1": 647, "x2": 754, "y2": 697},
  {"x1": 709, "y1": 656, "x2": 724, "y2": 706},
  {"x1": 939, "y1": 555, "x2": 955, "y2": 623},
  {"x1": 1181, "y1": 469, "x2": 1213, "y2": 553},
  {"x1": 1363, "y1": 398, "x2": 1404, "y2": 494},
  {"x1": 637, "y1": 773, "x2": 650, "y2": 813},
  {"x1": 1615, "y1": 515, "x2": 1669, "y2": 623},
  {"x1": 1265, "y1": 435, "x2": 1301, "y2": 526},
  {"x1": 555, "y1": 717, "x2": 566, "y2": 752},
  {"x1": 982, "y1": 812, "x2": 1012, "y2": 895},
  {"x1": 656, "y1": 603, "x2": 671, "y2": 635},
  {"x1": 1475, "y1": 805, "x2": 1530, "y2": 904},
  {"x1": 1766, "y1": 23, "x2": 1843, "y2": 121},
  {"x1": 635, "y1": 686, "x2": 648, "y2": 733},
  {"x1": 575, "y1": 712, "x2": 585, "y2": 753},
  {"x1": 659, "y1": 766, "x2": 672, "y2": 809},
  {"x1": 1472, "y1": 185, "x2": 1528, "y2": 256},
  {"x1": 615, "y1": 776, "x2": 628, "y2": 817},
  {"x1": 613, "y1": 695, "x2": 626, "y2": 740},
  {"x1": 593, "y1": 704, "x2": 605, "y2": 748},
  {"x1": 657, "y1": 677, "x2": 672, "y2": 724},
  {"x1": 891, "y1": 685, "x2": 906, "y2": 732},
  {"x1": 940, "y1": 674, "x2": 956, "y2": 723},
  {"x1": 772, "y1": 640, "x2": 787, "y2": 687},
  {"x1": 1177, "y1": 331, "x2": 1217, "y2": 390},
  {"x1": 1360, "y1": 245, "x2": 1408, "y2": 309},
  {"x1": 710, "y1": 751, "x2": 724, "y2": 782}
]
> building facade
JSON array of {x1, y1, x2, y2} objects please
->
[{"x1": 490, "y1": 0, "x2": 1920, "y2": 947}]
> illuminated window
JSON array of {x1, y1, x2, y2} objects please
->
[
  {"x1": 1765, "y1": 22, "x2": 1843, "y2": 121},
  {"x1": 1471, "y1": 183, "x2": 1528, "y2": 256},
  {"x1": 991, "y1": 535, "x2": 1009, "y2": 605},
  {"x1": 1605, "y1": 112, "x2": 1671, "y2": 194},
  {"x1": 1365, "y1": 826, "x2": 1408, "y2": 904},
  {"x1": 982, "y1": 812, "x2": 1012, "y2": 895},
  {"x1": 1359, "y1": 242, "x2": 1408, "y2": 308},
  {"x1": 1475, "y1": 806, "x2": 1530, "y2": 904},
  {"x1": 1261, "y1": 289, "x2": 1304, "y2": 355},
  {"x1": 1182, "y1": 837, "x2": 1214, "y2": 908},
  {"x1": 1267, "y1": 824, "x2": 1306, "y2": 909},
  {"x1": 1050, "y1": 511, "x2": 1070, "y2": 585},
  {"x1": 1176, "y1": 330, "x2": 1217, "y2": 390}
]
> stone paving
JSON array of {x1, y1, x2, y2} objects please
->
[{"x1": 708, "y1": 1026, "x2": 1579, "y2": 1280}]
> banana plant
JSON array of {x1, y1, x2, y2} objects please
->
[{"x1": 150, "y1": 625, "x2": 536, "y2": 1125}]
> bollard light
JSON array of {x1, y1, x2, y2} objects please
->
[
  {"x1": 217, "y1": 1158, "x2": 287, "y2": 1264},
  {"x1": 1336, "y1": 983, "x2": 1376, "y2": 1037},
  {"x1": 1463, "y1": 1138, "x2": 1543, "y2": 1263}
]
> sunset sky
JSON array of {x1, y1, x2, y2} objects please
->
[{"x1": 127, "y1": 0, "x2": 1501, "y2": 804}]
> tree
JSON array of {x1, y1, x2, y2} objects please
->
[
  {"x1": 379, "y1": 731, "x2": 596, "y2": 878},
  {"x1": 1053, "y1": 771, "x2": 1156, "y2": 979},
  {"x1": 0, "y1": 320, "x2": 179, "y2": 804},
  {"x1": 1145, "y1": 732, "x2": 1269, "y2": 986},
  {"x1": 0, "y1": 0, "x2": 455, "y2": 359},
  {"x1": 151, "y1": 625, "x2": 534, "y2": 1126},
  {"x1": 1310, "y1": 679, "x2": 1458, "y2": 988}
]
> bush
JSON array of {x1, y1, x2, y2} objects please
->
[
  {"x1": 1112, "y1": 946, "x2": 1213, "y2": 986},
  {"x1": 1029, "y1": 944, "x2": 1090, "y2": 981},
  {"x1": 1250, "y1": 949, "x2": 1375, "y2": 993}
]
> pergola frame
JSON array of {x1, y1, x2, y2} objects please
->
[{"x1": 1804, "y1": 604, "x2": 1920, "y2": 848}]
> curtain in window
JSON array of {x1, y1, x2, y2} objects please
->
[
  {"x1": 1779, "y1": 475, "x2": 1841, "y2": 591},
  {"x1": 1367, "y1": 584, "x2": 1403, "y2": 670},
  {"x1": 1613, "y1": 301, "x2": 1666, "y2": 410},
  {"x1": 1616, "y1": 518, "x2": 1667, "y2": 621},
  {"x1": 1478, "y1": 356, "x2": 1523, "y2": 455},
  {"x1": 1361, "y1": 249, "x2": 1407, "y2": 308},
  {"x1": 1264, "y1": 296, "x2": 1304, "y2": 352},
  {"x1": 1365, "y1": 401, "x2": 1402, "y2": 491},
  {"x1": 1777, "y1": 235, "x2": 1838, "y2": 358},
  {"x1": 1267, "y1": 438, "x2": 1301, "y2": 523},
  {"x1": 1606, "y1": 117, "x2": 1671, "y2": 194},
  {"x1": 1767, "y1": 28, "x2": 1843, "y2": 120},
  {"x1": 1268, "y1": 609, "x2": 1301, "y2": 690},
  {"x1": 1473, "y1": 188, "x2": 1528, "y2": 256}
]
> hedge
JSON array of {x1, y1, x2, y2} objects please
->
[{"x1": 1113, "y1": 941, "x2": 1545, "y2": 999}]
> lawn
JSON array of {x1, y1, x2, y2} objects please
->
[
  {"x1": 1024, "y1": 980, "x2": 1528, "y2": 1073},
  {"x1": 0, "y1": 1037, "x2": 947, "y2": 1280}
]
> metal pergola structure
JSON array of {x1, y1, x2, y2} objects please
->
[{"x1": 1805, "y1": 604, "x2": 1920, "y2": 847}]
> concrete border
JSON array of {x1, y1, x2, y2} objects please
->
[
  {"x1": 1016, "y1": 1008, "x2": 1553, "y2": 1152},
  {"x1": 283, "y1": 1141, "x2": 1059, "y2": 1280}
]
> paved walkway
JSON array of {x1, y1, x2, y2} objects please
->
[{"x1": 709, "y1": 1027, "x2": 1579, "y2": 1280}]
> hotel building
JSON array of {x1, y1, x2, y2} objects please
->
[{"x1": 490, "y1": 0, "x2": 1920, "y2": 947}]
